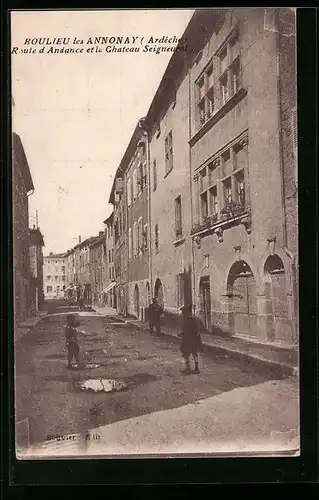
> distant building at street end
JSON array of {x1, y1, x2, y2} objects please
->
[
  {"x1": 12, "y1": 131, "x2": 34, "y2": 323},
  {"x1": 89, "y1": 231, "x2": 107, "y2": 307},
  {"x1": 43, "y1": 252, "x2": 67, "y2": 299},
  {"x1": 29, "y1": 227, "x2": 45, "y2": 314}
]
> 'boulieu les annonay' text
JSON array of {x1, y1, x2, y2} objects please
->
[{"x1": 22, "y1": 35, "x2": 182, "y2": 46}]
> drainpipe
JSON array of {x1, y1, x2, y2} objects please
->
[
  {"x1": 275, "y1": 15, "x2": 288, "y2": 247},
  {"x1": 283, "y1": 246, "x2": 298, "y2": 346},
  {"x1": 142, "y1": 128, "x2": 153, "y2": 298},
  {"x1": 276, "y1": 12, "x2": 298, "y2": 347},
  {"x1": 187, "y1": 62, "x2": 196, "y2": 316}
]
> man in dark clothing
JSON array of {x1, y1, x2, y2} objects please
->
[
  {"x1": 148, "y1": 297, "x2": 164, "y2": 336},
  {"x1": 180, "y1": 305, "x2": 203, "y2": 374},
  {"x1": 78, "y1": 296, "x2": 84, "y2": 311},
  {"x1": 65, "y1": 314, "x2": 82, "y2": 369}
]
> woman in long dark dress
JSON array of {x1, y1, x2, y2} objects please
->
[{"x1": 180, "y1": 305, "x2": 203, "y2": 374}]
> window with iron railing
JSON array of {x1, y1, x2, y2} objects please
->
[{"x1": 196, "y1": 136, "x2": 248, "y2": 228}]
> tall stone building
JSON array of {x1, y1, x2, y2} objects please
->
[
  {"x1": 106, "y1": 8, "x2": 297, "y2": 346},
  {"x1": 12, "y1": 131, "x2": 34, "y2": 323},
  {"x1": 140, "y1": 8, "x2": 297, "y2": 346},
  {"x1": 110, "y1": 121, "x2": 151, "y2": 319}
]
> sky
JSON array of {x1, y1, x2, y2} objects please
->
[{"x1": 11, "y1": 9, "x2": 194, "y2": 254}]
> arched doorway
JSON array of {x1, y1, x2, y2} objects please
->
[
  {"x1": 227, "y1": 260, "x2": 257, "y2": 338},
  {"x1": 134, "y1": 284, "x2": 140, "y2": 319},
  {"x1": 199, "y1": 276, "x2": 211, "y2": 330},
  {"x1": 264, "y1": 255, "x2": 289, "y2": 343},
  {"x1": 154, "y1": 278, "x2": 164, "y2": 308}
]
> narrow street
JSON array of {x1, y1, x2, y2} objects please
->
[{"x1": 15, "y1": 302, "x2": 299, "y2": 457}]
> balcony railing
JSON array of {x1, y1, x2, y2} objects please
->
[{"x1": 191, "y1": 202, "x2": 251, "y2": 243}]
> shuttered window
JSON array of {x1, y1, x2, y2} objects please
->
[
  {"x1": 133, "y1": 222, "x2": 138, "y2": 257},
  {"x1": 127, "y1": 178, "x2": 132, "y2": 206},
  {"x1": 153, "y1": 160, "x2": 157, "y2": 191},
  {"x1": 133, "y1": 169, "x2": 137, "y2": 200}
]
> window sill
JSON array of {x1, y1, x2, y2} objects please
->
[
  {"x1": 173, "y1": 235, "x2": 186, "y2": 246},
  {"x1": 190, "y1": 87, "x2": 247, "y2": 147},
  {"x1": 191, "y1": 209, "x2": 251, "y2": 243}
]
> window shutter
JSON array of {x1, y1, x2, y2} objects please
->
[
  {"x1": 127, "y1": 179, "x2": 132, "y2": 206},
  {"x1": 128, "y1": 228, "x2": 132, "y2": 259},
  {"x1": 133, "y1": 170, "x2": 137, "y2": 199}
]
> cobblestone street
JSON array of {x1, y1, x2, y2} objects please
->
[{"x1": 15, "y1": 305, "x2": 299, "y2": 457}]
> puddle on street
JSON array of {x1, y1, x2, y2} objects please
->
[
  {"x1": 77, "y1": 378, "x2": 128, "y2": 393},
  {"x1": 69, "y1": 372, "x2": 157, "y2": 393}
]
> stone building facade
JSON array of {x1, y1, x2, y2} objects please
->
[
  {"x1": 187, "y1": 8, "x2": 297, "y2": 346},
  {"x1": 145, "y1": 49, "x2": 193, "y2": 326},
  {"x1": 125, "y1": 122, "x2": 150, "y2": 320},
  {"x1": 137, "y1": 8, "x2": 297, "y2": 346},
  {"x1": 103, "y1": 8, "x2": 297, "y2": 346},
  {"x1": 110, "y1": 121, "x2": 151, "y2": 319},
  {"x1": 12, "y1": 132, "x2": 34, "y2": 323},
  {"x1": 89, "y1": 232, "x2": 107, "y2": 307}
]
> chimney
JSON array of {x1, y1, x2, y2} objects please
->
[
  {"x1": 78, "y1": 236, "x2": 81, "y2": 244},
  {"x1": 99, "y1": 231, "x2": 104, "y2": 237},
  {"x1": 50, "y1": 252, "x2": 53, "y2": 255}
]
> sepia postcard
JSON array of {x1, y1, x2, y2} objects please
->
[{"x1": 11, "y1": 8, "x2": 299, "y2": 460}]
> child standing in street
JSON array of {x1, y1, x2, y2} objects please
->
[
  {"x1": 65, "y1": 314, "x2": 82, "y2": 369},
  {"x1": 180, "y1": 305, "x2": 203, "y2": 374},
  {"x1": 148, "y1": 297, "x2": 164, "y2": 337}
]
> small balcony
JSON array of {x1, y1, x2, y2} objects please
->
[{"x1": 191, "y1": 202, "x2": 251, "y2": 244}]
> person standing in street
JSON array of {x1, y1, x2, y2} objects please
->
[
  {"x1": 148, "y1": 297, "x2": 164, "y2": 336},
  {"x1": 180, "y1": 305, "x2": 203, "y2": 374},
  {"x1": 78, "y1": 296, "x2": 84, "y2": 311},
  {"x1": 65, "y1": 314, "x2": 82, "y2": 369}
]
